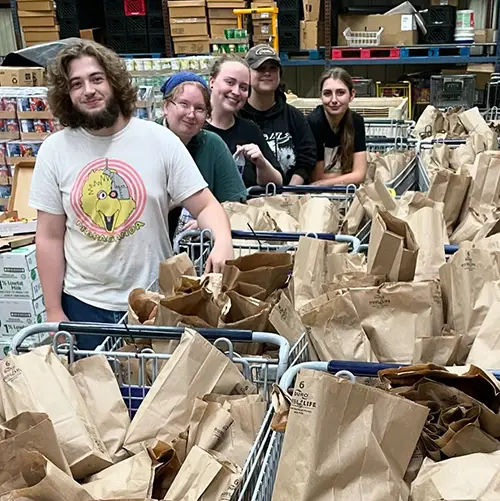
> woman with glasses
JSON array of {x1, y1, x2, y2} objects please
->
[{"x1": 160, "y1": 72, "x2": 247, "y2": 237}]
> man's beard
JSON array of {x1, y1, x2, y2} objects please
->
[{"x1": 69, "y1": 95, "x2": 121, "y2": 131}]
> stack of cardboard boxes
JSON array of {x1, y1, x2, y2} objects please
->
[
  {"x1": 0, "y1": 67, "x2": 45, "y2": 88},
  {"x1": 208, "y1": 0, "x2": 245, "y2": 40},
  {"x1": 251, "y1": 0, "x2": 276, "y2": 45},
  {"x1": 300, "y1": 0, "x2": 321, "y2": 50},
  {"x1": 168, "y1": 0, "x2": 210, "y2": 55},
  {"x1": 17, "y1": 0, "x2": 60, "y2": 47}
]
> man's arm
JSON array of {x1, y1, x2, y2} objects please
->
[
  {"x1": 36, "y1": 211, "x2": 68, "y2": 322},
  {"x1": 182, "y1": 188, "x2": 233, "y2": 273}
]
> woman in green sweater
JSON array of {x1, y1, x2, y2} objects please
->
[{"x1": 160, "y1": 72, "x2": 247, "y2": 237}]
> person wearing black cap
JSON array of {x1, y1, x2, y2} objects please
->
[{"x1": 240, "y1": 45, "x2": 316, "y2": 185}]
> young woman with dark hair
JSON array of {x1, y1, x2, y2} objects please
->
[{"x1": 307, "y1": 67, "x2": 367, "y2": 186}]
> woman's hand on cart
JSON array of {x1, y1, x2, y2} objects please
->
[{"x1": 205, "y1": 240, "x2": 234, "y2": 273}]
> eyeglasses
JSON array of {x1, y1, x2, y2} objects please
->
[{"x1": 170, "y1": 100, "x2": 207, "y2": 117}]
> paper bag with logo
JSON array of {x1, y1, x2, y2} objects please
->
[
  {"x1": 69, "y1": 355, "x2": 131, "y2": 463},
  {"x1": 343, "y1": 195, "x2": 365, "y2": 234},
  {"x1": 349, "y1": 281, "x2": 444, "y2": 363},
  {"x1": 428, "y1": 169, "x2": 471, "y2": 234},
  {"x1": 268, "y1": 290, "x2": 305, "y2": 347},
  {"x1": 367, "y1": 209, "x2": 419, "y2": 282},
  {"x1": 300, "y1": 290, "x2": 377, "y2": 362},
  {"x1": 0, "y1": 450, "x2": 94, "y2": 501},
  {"x1": 222, "y1": 252, "x2": 292, "y2": 298},
  {"x1": 82, "y1": 451, "x2": 153, "y2": 499},
  {"x1": 407, "y1": 207, "x2": 446, "y2": 281},
  {"x1": 159, "y1": 253, "x2": 196, "y2": 297},
  {"x1": 123, "y1": 329, "x2": 250, "y2": 454},
  {"x1": 410, "y1": 452, "x2": 500, "y2": 501},
  {"x1": 164, "y1": 446, "x2": 241, "y2": 501},
  {"x1": 0, "y1": 412, "x2": 71, "y2": 477},
  {"x1": 356, "y1": 179, "x2": 397, "y2": 219},
  {"x1": 128, "y1": 288, "x2": 164, "y2": 325},
  {"x1": 439, "y1": 247, "x2": 500, "y2": 362},
  {"x1": 0, "y1": 346, "x2": 112, "y2": 479},
  {"x1": 298, "y1": 197, "x2": 340, "y2": 234},
  {"x1": 271, "y1": 369, "x2": 428, "y2": 501}
]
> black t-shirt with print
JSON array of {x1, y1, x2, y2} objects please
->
[
  {"x1": 307, "y1": 105, "x2": 366, "y2": 173},
  {"x1": 204, "y1": 116, "x2": 283, "y2": 188}
]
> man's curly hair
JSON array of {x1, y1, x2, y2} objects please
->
[{"x1": 47, "y1": 40, "x2": 136, "y2": 127}]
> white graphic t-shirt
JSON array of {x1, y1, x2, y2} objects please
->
[{"x1": 29, "y1": 118, "x2": 207, "y2": 311}]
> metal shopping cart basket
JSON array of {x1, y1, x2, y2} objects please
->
[
  {"x1": 8, "y1": 321, "x2": 307, "y2": 501},
  {"x1": 364, "y1": 118, "x2": 415, "y2": 139},
  {"x1": 174, "y1": 229, "x2": 361, "y2": 276},
  {"x1": 357, "y1": 243, "x2": 459, "y2": 258}
]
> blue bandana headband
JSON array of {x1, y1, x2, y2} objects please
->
[{"x1": 160, "y1": 71, "x2": 208, "y2": 98}]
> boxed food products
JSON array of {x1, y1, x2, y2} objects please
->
[
  {"x1": 6, "y1": 140, "x2": 42, "y2": 163},
  {"x1": 173, "y1": 36, "x2": 210, "y2": 54},
  {"x1": 23, "y1": 29, "x2": 59, "y2": 43},
  {"x1": 300, "y1": 20, "x2": 317, "y2": 49},
  {"x1": 0, "y1": 296, "x2": 46, "y2": 337},
  {"x1": 16, "y1": 0, "x2": 54, "y2": 11},
  {"x1": 0, "y1": 68, "x2": 34, "y2": 87},
  {"x1": 169, "y1": 0, "x2": 206, "y2": 18},
  {"x1": 0, "y1": 244, "x2": 42, "y2": 299},
  {"x1": 19, "y1": 119, "x2": 55, "y2": 140},
  {"x1": 170, "y1": 19, "x2": 209, "y2": 37},
  {"x1": 17, "y1": 94, "x2": 51, "y2": 118},
  {"x1": 0, "y1": 120, "x2": 20, "y2": 141}
]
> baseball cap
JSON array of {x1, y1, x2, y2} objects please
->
[{"x1": 245, "y1": 44, "x2": 281, "y2": 69}]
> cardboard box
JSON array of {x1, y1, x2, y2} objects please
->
[
  {"x1": 208, "y1": 8, "x2": 240, "y2": 19},
  {"x1": 210, "y1": 23, "x2": 237, "y2": 37},
  {"x1": 300, "y1": 20, "x2": 317, "y2": 49},
  {"x1": 173, "y1": 36, "x2": 210, "y2": 54},
  {"x1": 303, "y1": 0, "x2": 319, "y2": 21},
  {"x1": 30, "y1": 67, "x2": 45, "y2": 86},
  {"x1": 253, "y1": 19, "x2": 273, "y2": 35},
  {"x1": 17, "y1": 1, "x2": 54, "y2": 12},
  {"x1": 0, "y1": 296, "x2": 46, "y2": 337},
  {"x1": 23, "y1": 30, "x2": 59, "y2": 42},
  {"x1": 19, "y1": 14, "x2": 56, "y2": 27},
  {"x1": 338, "y1": 13, "x2": 418, "y2": 46},
  {"x1": 169, "y1": 0, "x2": 206, "y2": 18},
  {"x1": 170, "y1": 19, "x2": 208, "y2": 36},
  {"x1": 0, "y1": 244, "x2": 42, "y2": 300},
  {"x1": 0, "y1": 67, "x2": 33, "y2": 87}
]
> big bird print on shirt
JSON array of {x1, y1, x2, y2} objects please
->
[{"x1": 71, "y1": 158, "x2": 147, "y2": 242}]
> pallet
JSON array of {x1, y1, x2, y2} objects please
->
[
  {"x1": 119, "y1": 53, "x2": 163, "y2": 58},
  {"x1": 331, "y1": 47, "x2": 400, "y2": 60},
  {"x1": 400, "y1": 46, "x2": 471, "y2": 59},
  {"x1": 280, "y1": 49, "x2": 323, "y2": 61}
]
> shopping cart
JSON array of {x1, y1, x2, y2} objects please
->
[
  {"x1": 364, "y1": 118, "x2": 415, "y2": 139},
  {"x1": 174, "y1": 229, "x2": 361, "y2": 276},
  {"x1": 358, "y1": 243, "x2": 459, "y2": 255},
  {"x1": 8, "y1": 321, "x2": 307, "y2": 501}
]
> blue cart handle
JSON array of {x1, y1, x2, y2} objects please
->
[
  {"x1": 327, "y1": 360, "x2": 404, "y2": 377},
  {"x1": 247, "y1": 183, "x2": 357, "y2": 196},
  {"x1": 445, "y1": 245, "x2": 459, "y2": 255}
]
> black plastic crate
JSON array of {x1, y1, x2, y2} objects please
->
[
  {"x1": 126, "y1": 15, "x2": 147, "y2": 33},
  {"x1": 59, "y1": 18, "x2": 80, "y2": 37},
  {"x1": 56, "y1": 0, "x2": 78, "y2": 19},
  {"x1": 420, "y1": 24, "x2": 455, "y2": 44},
  {"x1": 127, "y1": 34, "x2": 149, "y2": 52},
  {"x1": 148, "y1": 31, "x2": 165, "y2": 52},
  {"x1": 147, "y1": 15, "x2": 164, "y2": 32},
  {"x1": 278, "y1": 11, "x2": 299, "y2": 29},
  {"x1": 146, "y1": 0, "x2": 163, "y2": 15},
  {"x1": 104, "y1": 0, "x2": 125, "y2": 17},
  {"x1": 106, "y1": 15, "x2": 127, "y2": 34},
  {"x1": 426, "y1": 5, "x2": 456, "y2": 26},
  {"x1": 279, "y1": 28, "x2": 299, "y2": 50},
  {"x1": 276, "y1": 0, "x2": 299, "y2": 12},
  {"x1": 105, "y1": 33, "x2": 128, "y2": 53}
]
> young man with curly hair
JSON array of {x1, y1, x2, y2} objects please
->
[{"x1": 29, "y1": 40, "x2": 234, "y2": 349}]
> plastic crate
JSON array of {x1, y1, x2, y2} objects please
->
[
  {"x1": 125, "y1": 0, "x2": 146, "y2": 15},
  {"x1": 106, "y1": 15, "x2": 127, "y2": 33},
  {"x1": 278, "y1": 28, "x2": 299, "y2": 50},
  {"x1": 430, "y1": 74, "x2": 476, "y2": 109},
  {"x1": 352, "y1": 77, "x2": 374, "y2": 97},
  {"x1": 59, "y1": 18, "x2": 80, "y2": 38},
  {"x1": 55, "y1": 0, "x2": 78, "y2": 19},
  {"x1": 425, "y1": 5, "x2": 456, "y2": 25},
  {"x1": 343, "y1": 27, "x2": 383, "y2": 47},
  {"x1": 104, "y1": 0, "x2": 125, "y2": 17},
  {"x1": 127, "y1": 33, "x2": 149, "y2": 52},
  {"x1": 276, "y1": 0, "x2": 300, "y2": 12},
  {"x1": 147, "y1": 15, "x2": 164, "y2": 32},
  {"x1": 420, "y1": 24, "x2": 454, "y2": 44},
  {"x1": 146, "y1": 0, "x2": 163, "y2": 15},
  {"x1": 105, "y1": 33, "x2": 128, "y2": 52},
  {"x1": 278, "y1": 11, "x2": 299, "y2": 29},
  {"x1": 126, "y1": 15, "x2": 147, "y2": 33},
  {"x1": 148, "y1": 31, "x2": 165, "y2": 52}
]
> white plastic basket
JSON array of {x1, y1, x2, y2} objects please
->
[{"x1": 343, "y1": 27, "x2": 384, "y2": 47}]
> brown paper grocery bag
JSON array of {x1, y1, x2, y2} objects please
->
[
  {"x1": 186, "y1": 398, "x2": 233, "y2": 456},
  {"x1": 247, "y1": 194, "x2": 307, "y2": 221},
  {"x1": 298, "y1": 197, "x2": 340, "y2": 234},
  {"x1": 123, "y1": 329, "x2": 250, "y2": 454},
  {"x1": 428, "y1": 169, "x2": 471, "y2": 234},
  {"x1": 459, "y1": 106, "x2": 492, "y2": 135},
  {"x1": 468, "y1": 151, "x2": 500, "y2": 216},
  {"x1": 158, "y1": 253, "x2": 196, "y2": 298},
  {"x1": 396, "y1": 191, "x2": 444, "y2": 220},
  {"x1": 300, "y1": 290, "x2": 377, "y2": 362},
  {"x1": 410, "y1": 452, "x2": 500, "y2": 501},
  {"x1": 82, "y1": 450, "x2": 153, "y2": 499},
  {"x1": 413, "y1": 105, "x2": 444, "y2": 139},
  {"x1": 266, "y1": 209, "x2": 300, "y2": 233},
  {"x1": 428, "y1": 143, "x2": 451, "y2": 172},
  {"x1": 69, "y1": 355, "x2": 131, "y2": 463},
  {"x1": 343, "y1": 195, "x2": 365, "y2": 235},
  {"x1": 128, "y1": 288, "x2": 165, "y2": 325},
  {"x1": 225, "y1": 281, "x2": 267, "y2": 300},
  {"x1": 271, "y1": 369, "x2": 428, "y2": 501},
  {"x1": 367, "y1": 209, "x2": 419, "y2": 282},
  {"x1": 164, "y1": 445, "x2": 241, "y2": 501},
  {"x1": 149, "y1": 439, "x2": 183, "y2": 499},
  {"x1": 408, "y1": 207, "x2": 446, "y2": 281},
  {"x1": 326, "y1": 253, "x2": 366, "y2": 280},
  {"x1": 450, "y1": 208, "x2": 487, "y2": 244},
  {"x1": 356, "y1": 179, "x2": 397, "y2": 219},
  {"x1": 223, "y1": 200, "x2": 275, "y2": 231},
  {"x1": 0, "y1": 346, "x2": 112, "y2": 479},
  {"x1": 222, "y1": 252, "x2": 292, "y2": 298},
  {"x1": 0, "y1": 412, "x2": 71, "y2": 477},
  {"x1": 0, "y1": 450, "x2": 94, "y2": 501},
  {"x1": 349, "y1": 281, "x2": 444, "y2": 363},
  {"x1": 413, "y1": 334, "x2": 461, "y2": 366},
  {"x1": 268, "y1": 290, "x2": 305, "y2": 347},
  {"x1": 115, "y1": 343, "x2": 152, "y2": 386},
  {"x1": 324, "y1": 272, "x2": 386, "y2": 293}
]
